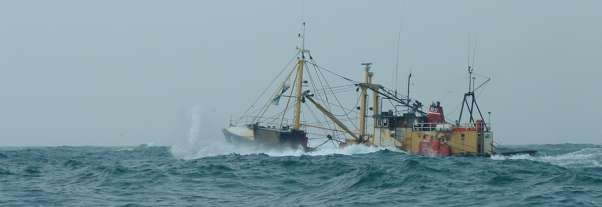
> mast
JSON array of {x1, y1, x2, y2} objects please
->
[
  {"x1": 293, "y1": 22, "x2": 307, "y2": 130},
  {"x1": 293, "y1": 59, "x2": 305, "y2": 130},
  {"x1": 457, "y1": 64, "x2": 486, "y2": 126},
  {"x1": 370, "y1": 71, "x2": 379, "y2": 142},
  {"x1": 359, "y1": 63, "x2": 372, "y2": 141}
]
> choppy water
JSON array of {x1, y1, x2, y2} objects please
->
[{"x1": 1, "y1": 144, "x2": 601, "y2": 206}]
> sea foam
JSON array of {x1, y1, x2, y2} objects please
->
[
  {"x1": 491, "y1": 147, "x2": 602, "y2": 168},
  {"x1": 170, "y1": 106, "x2": 395, "y2": 159}
]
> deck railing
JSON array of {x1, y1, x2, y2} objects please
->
[{"x1": 412, "y1": 122, "x2": 493, "y2": 131}]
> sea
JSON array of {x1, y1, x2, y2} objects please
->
[{"x1": 1, "y1": 143, "x2": 601, "y2": 206}]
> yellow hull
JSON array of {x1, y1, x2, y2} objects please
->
[{"x1": 363, "y1": 126, "x2": 494, "y2": 156}]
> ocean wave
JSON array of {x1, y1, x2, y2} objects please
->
[
  {"x1": 491, "y1": 147, "x2": 602, "y2": 168},
  {"x1": 1, "y1": 145, "x2": 602, "y2": 206},
  {"x1": 0, "y1": 167, "x2": 12, "y2": 175},
  {"x1": 171, "y1": 106, "x2": 394, "y2": 159},
  {"x1": 170, "y1": 142, "x2": 392, "y2": 159}
]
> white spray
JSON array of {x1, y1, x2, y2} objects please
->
[
  {"x1": 170, "y1": 106, "x2": 390, "y2": 159},
  {"x1": 491, "y1": 147, "x2": 602, "y2": 168}
]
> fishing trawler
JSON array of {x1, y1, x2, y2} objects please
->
[{"x1": 224, "y1": 23, "x2": 503, "y2": 156}]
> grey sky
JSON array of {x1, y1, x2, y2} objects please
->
[{"x1": 0, "y1": 0, "x2": 600, "y2": 146}]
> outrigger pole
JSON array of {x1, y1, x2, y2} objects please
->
[
  {"x1": 304, "y1": 91, "x2": 360, "y2": 141},
  {"x1": 360, "y1": 84, "x2": 427, "y2": 116}
]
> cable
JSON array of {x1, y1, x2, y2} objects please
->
[{"x1": 239, "y1": 51, "x2": 300, "y2": 123}]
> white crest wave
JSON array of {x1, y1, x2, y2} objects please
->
[
  {"x1": 170, "y1": 106, "x2": 392, "y2": 159},
  {"x1": 491, "y1": 147, "x2": 602, "y2": 168}
]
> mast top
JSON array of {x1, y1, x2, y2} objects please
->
[
  {"x1": 467, "y1": 63, "x2": 476, "y2": 93},
  {"x1": 361, "y1": 62, "x2": 372, "y2": 70},
  {"x1": 298, "y1": 22, "x2": 309, "y2": 59}
]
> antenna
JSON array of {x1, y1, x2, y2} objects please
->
[
  {"x1": 394, "y1": 33, "x2": 400, "y2": 95},
  {"x1": 407, "y1": 72, "x2": 412, "y2": 102},
  {"x1": 465, "y1": 35, "x2": 490, "y2": 94},
  {"x1": 393, "y1": 0, "x2": 406, "y2": 95},
  {"x1": 466, "y1": 33, "x2": 477, "y2": 93},
  {"x1": 302, "y1": 22, "x2": 306, "y2": 52},
  {"x1": 301, "y1": 0, "x2": 305, "y2": 23},
  {"x1": 472, "y1": 76, "x2": 476, "y2": 93},
  {"x1": 297, "y1": 22, "x2": 308, "y2": 59},
  {"x1": 467, "y1": 33, "x2": 471, "y2": 69},
  {"x1": 468, "y1": 65, "x2": 474, "y2": 92},
  {"x1": 458, "y1": 33, "x2": 486, "y2": 125},
  {"x1": 471, "y1": 35, "x2": 478, "y2": 68}
]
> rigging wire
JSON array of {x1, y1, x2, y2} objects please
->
[
  {"x1": 309, "y1": 61, "x2": 347, "y2": 132},
  {"x1": 305, "y1": 63, "x2": 335, "y2": 131},
  {"x1": 239, "y1": 51, "x2": 300, "y2": 123},
  {"x1": 279, "y1": 64, "x2": 299, "y2": 127},
  {"x1": 308, "y1": 59, "x2": 359, "y2": 130},
  {"x1": 253, "y1": 61, "x2": 298, "y2": 124},
  {"x1": 306, "y1": 61, "x2": 358, "y2": 84},
  {"x1": 310, "y1": 60, "x2": 331, "y2": 107}
]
